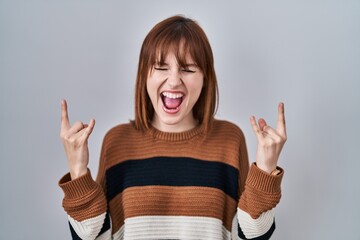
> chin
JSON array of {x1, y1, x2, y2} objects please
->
[{"x1": 159, "y1": 114, "x2": 184, "y2": 126}]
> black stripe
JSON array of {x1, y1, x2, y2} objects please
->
[
  {"x1": 238, "y1": 220, "x2": 276, "y2": 240},
  {"x1": 68, "y1": 212, "x2": 110, "y2": 239},
  {"x1": 97, "y1": 212, "x2": 111, "y2": 236},
  {"x1": 69, "y1": 221, "x2": 81, "y2": 240},
  {"x1": 106, "y1": 156, "x2": 239, "y2": 201},
  {"x1": 238, "y1": 221, "x2": 246, "y2": 239}
]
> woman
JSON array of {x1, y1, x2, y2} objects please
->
[{"x1": 59, "y1": 15, "x2": 287, "y2": 240}]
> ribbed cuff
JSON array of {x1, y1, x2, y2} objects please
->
[
  {"x1": 246, "y1": 163, "x2": 284, "y2": 193},
  {"x1": 58, "y1": 169, "x2": 98, "y2": 199}
]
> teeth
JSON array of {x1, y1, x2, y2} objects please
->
[{"x1": 162, "y1": 92, "x2": 183, "y2": 99}]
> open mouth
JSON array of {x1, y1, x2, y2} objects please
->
[{"x1": 161, "y1": 91, "x2": 184, "y2": 113}]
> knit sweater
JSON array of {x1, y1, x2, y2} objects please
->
[{"x1": 59, "y1": 119, "x2": 283, "y2": 240}]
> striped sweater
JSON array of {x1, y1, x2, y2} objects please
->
[{"x1": 59, "y1": 119, "x2": 283, "y2": 240}]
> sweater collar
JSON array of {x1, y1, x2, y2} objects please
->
[{"x1": 146, "y1": 124, "x2": 205, "y2": 142}]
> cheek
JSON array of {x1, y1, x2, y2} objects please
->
[
  {"x1": 146, "y1": 72, "x2": 164, "y2": 94},
  {"x1": 189, "y1": 76, "x2": 204, "y2": 96},
  {"x1": 146, "y1": 76, "x2": 157, "y2": 96}
]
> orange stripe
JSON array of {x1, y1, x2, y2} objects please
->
[
  {"x1": 102, "y1": 122, "x2": 244, "y2": 171},
  {"x1": 109, "y1": 186, "x2": 237, "y2": 233},
  {"x1": 63, "y1": 184, "x2": 107, "y2": 221}
]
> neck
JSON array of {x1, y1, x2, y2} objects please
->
[{"x1": 151, "y1": 117, "x2": 198, "y2": 133}]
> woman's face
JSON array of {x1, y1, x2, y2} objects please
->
[{"x1": 147, "y1": 52, "x2": 204, "y2": 132}]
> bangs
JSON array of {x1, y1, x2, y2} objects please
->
[
  {"x1": 147, "y1": 23, "x2": 206, "y2": 71},
  {"x1": 154, "y1": 40, "x2": 196, "y2": 69}
]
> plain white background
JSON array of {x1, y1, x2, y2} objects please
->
[{"x1": 0, "y1": 0, "x2": 359, "y2": 239}]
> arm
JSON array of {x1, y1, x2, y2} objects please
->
[
  {"x1": 59, "y1": 170, "x2": 110, "y2": 239},
  {"x1": 236, "y1": 103, "x2": 287, "y2": 239},
  {"x1": 59, "y1": 99, "x2": 111, "y2": 239},
  {"x1": 237, "y1": 164, "x2": 283, "y2": 239}
]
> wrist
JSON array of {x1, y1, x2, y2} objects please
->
[
  {"x1": 256, "y1": 162, "x2": 276, "y2": 174},
  {"x1": 70, "y1": 166, "x2": 88, "y2": 180}
]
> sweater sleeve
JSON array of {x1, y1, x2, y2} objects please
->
[
  {"x1": 239, "y1": 163, "x2": 283, "y2": 218},
  {"x1": 59, "y1": 170, "x2": 110, "y2": 239},
  {"x1": 235, "y1": 128, "x2": 284, "y2": 239},
  {"x1": 236, "y1": 164, "x2": 283, "y2": 239}
]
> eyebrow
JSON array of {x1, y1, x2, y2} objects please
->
[
  {"x1": 155, "y1": 62, "x2": 198, "y2": 67},
  {"x1": 183, "y1": 63, "x2": 198, "y2": 68},
  {"x1": 154, "y1": 61, "x2": 199, "y2": 68},
  {"x1": 155, "y1": 62, "x2": 169, "y2": 66}
]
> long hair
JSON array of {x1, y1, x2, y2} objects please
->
[{"x1": 134, "y1": 15, "x2": 218, "y2": 131}]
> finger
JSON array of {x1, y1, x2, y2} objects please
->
[
  {"x1": 276, "y1": 102, "x2": 287, "y2": 137},
  {"x1": 258, "y1": 118, "x2": 267, "y2": 131},
  {"x1": 262, "y1": 125, "x2": 283, "y2": 142},
  {"x1": 80, "y1": 118, "x2": 95, "y2": 142},
  {"x1": 68, "y1": 121, "x2": 85, "y2": 135},
  {"x1": 250, "y1": 116, "x2": 263, "y2": 140},
  {"x1": 61, "y1": 99, "x2": 70, "y2": 130}
]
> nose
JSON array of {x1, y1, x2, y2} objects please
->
[{"x1": 166, "y1": 70, "x2": 182, "y2": 88}]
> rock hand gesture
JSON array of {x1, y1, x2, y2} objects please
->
[
  {"x1": 250, "y1": 102, "x2": 287, "y2": 174},
  {"x1": 60, "y1": 99, "x2": 95, "y2": 179}
]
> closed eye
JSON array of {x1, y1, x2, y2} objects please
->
[
  {"x1": 181, "y1": 69, "x2": 196, "y2": 73},
  {"x1": 154, "y1": 67, "x2": 168, "y2": 71}
]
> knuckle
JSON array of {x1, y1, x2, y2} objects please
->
[
  {"x1": 64, "y1": 134, "x2": 72, "y2": 142},
  {"x1": 66, "y1": 134, "x2": 80, "y2": 145},
  {"x1": 68, "y1": 137, "x2": 76, "y2": 145},
  {"x1": 74, "y1": 121, "x2": 83, "y2": 127},
  {"x1": 60, "y1": 132, "x2": 69, "y2": 141}
]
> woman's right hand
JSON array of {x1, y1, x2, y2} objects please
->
[{"x1": 60, "y1": 99, "x2": 95, "y2": 180}]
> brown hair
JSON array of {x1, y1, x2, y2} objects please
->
[{"x1": 134, "y1": 15, "x2": 218, "y2": 131}]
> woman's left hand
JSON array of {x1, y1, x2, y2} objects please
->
[{"x1": 250, "y1": 102, "x2": 287, "y2": 174}]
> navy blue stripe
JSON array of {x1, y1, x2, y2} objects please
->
[
  {"x1": 106, "y1": 156, "x2": 239, "y2": 201},
  {"x1": 238, "y1": 221, "x2": 246, "y2": 239},
  {"x1": 238, "y1": 220, "x2": 276, "y2": 240},
  {"x1": 97, "y1": 212, "x2": 111, "y2": 236},
  {"x1": 68, "y1": 212, "x2": 110, "y2": 239},
  {"x1": 69, "y1": 221, "x2": 81, "y2": 240}
]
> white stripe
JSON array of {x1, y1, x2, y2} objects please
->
[
  {"x1": 112, "y1": 225, "x2": 124, "y2": 240},
  {"x1": 68, "y1": 213, "x2": 106, "y2": 240},
  {"x1": 112, "y1": 215, "x2": 231, "y2": 240},
  {"x1": 237, "y1": 208, "x2": 275, "y2": 239},
  {"x1": 231, "y1": 214, "x2": 242, "y2": 240},
  {"x1": 96, "y1": 229, "x2": 112, "y2": 240}
]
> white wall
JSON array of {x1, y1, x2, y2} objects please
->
[{"x1": 0, "y1": 0, "x2": 359, "y2": 239}]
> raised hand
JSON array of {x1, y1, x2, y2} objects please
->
[
  {"x1": 60, "y1": 99, "x2": 95, "y2": 179},
  {"x1": 250, "y1": 102, "x2": 287, "y2": 174}
]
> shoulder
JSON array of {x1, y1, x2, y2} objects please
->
[
  {"x1": 102, "y1": 121, "x2": 142, "y2": 145},
  {"x1": 201, "y1": 119, "x2": 247, "y2": 148},
  {"x1": 106, "y1": 121, "x2": 137, "y2": 135},
  {"x1": 211, "y1": 119, "x2": 246, "y2": 141}
]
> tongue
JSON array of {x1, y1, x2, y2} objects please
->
[{"x1": 163, "y1": 96, "x2": 182, "y2": 109}]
